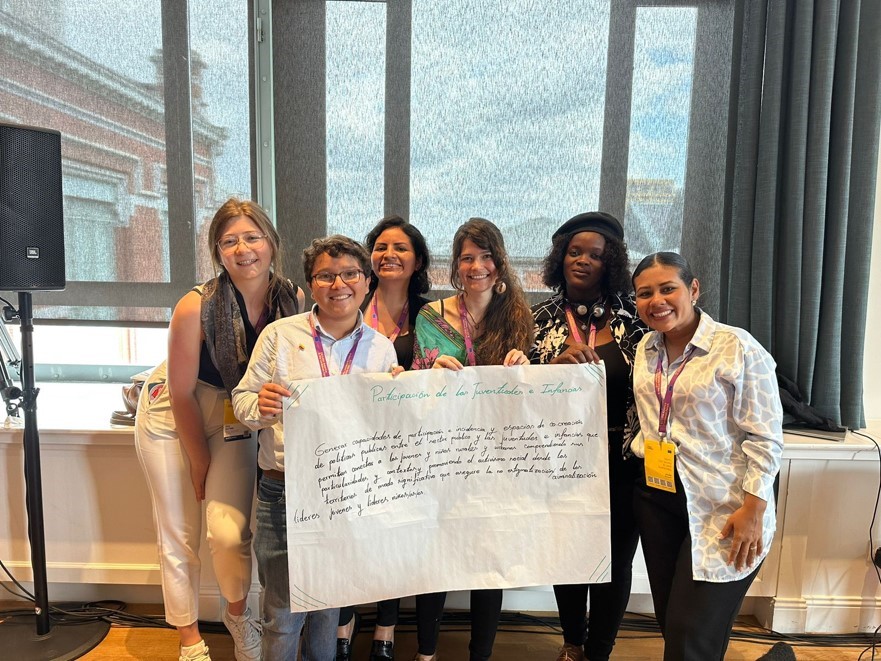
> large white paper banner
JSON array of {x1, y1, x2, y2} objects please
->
[{"x1": 282, "y1": 363, "x2": 609, "y2": 612}]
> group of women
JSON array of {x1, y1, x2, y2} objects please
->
[{"x1": 134, "y1": 198, "x2": 783, "y2": 661}]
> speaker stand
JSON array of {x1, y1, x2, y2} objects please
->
[{"x1": 1, "y1": 293, "x2": 109, "y2": 659}]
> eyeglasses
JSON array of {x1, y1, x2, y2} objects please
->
[
  {"x1": 310, "y1": 269, "x2": 365, "y2": 287},
  {"x1": 217, "y1": 233, "x2": 267, "y2": 253}
]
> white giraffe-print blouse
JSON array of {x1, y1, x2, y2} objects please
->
[{"x1": 631, "y1": 311, "x2": 783, "y2": 582}]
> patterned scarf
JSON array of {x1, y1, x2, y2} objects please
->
[{"x1": 200, "y1": 271, "x2": 300, "y2": 395}]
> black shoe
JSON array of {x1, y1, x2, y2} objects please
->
[
  {"x1": 336, "y1": 611, "x2": 361, "y2": 661},
  {"x1": 756, "y1": 642, "x2": 796, "y2": 661},
  {"x1": 369, "y1": 639, "x2": 395, "y2": 660},
  {"x1": 336, "y1": 637, "x2": 352, "y2": 661}
]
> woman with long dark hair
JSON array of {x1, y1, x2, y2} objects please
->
[
  {"x1": 336, "y1": 215, "x2": 432, "y2": 661},
  {"x1": 410, "y1": 217, "x2": 534, "y2": 661}
]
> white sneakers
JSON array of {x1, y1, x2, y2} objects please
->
[
  {"x1": 222, "y1": 606, "x2": 263, "y2": 661},
  {"x1": 180, "y1": 640, "x2": 211, "y2": 661}
]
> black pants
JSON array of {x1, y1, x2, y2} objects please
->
[
  {"x1": 338, "y1": 598, "x2": 400, "y2": 629},
  {"x1": 634, "y1": 474, "x2": 760, "y2": 661},
  {"x1": 415, "y1": 589, "x2": 502, "y2": 660},
  {"x1": 553, "y1": 452, "x2": 641, "y2": 661}
]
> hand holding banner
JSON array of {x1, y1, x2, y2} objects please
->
[{"x1": 283, "y1": 363, "x2": 609, "y2": 612}]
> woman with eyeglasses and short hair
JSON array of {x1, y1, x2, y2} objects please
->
[
  {"x1": 232, "y1": 235, "x2": 401, "y2": 660},
  {"x1": 409, "y1": 217, "x2": 534, "y2": 661},
  {"x1": 135, "y1": 198, "x2": 304, "y2": 661}
]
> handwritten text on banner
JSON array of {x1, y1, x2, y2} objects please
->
[{"x1": 283, "y1": 363, "x2": 609, "y2": 612}]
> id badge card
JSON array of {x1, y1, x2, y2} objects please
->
[
  {"x1": 223, "y1": 399, "x2": 253, "y2": 442},
  {"x1": 644, "y1": 438, "x2": 676, "y2": 493}
]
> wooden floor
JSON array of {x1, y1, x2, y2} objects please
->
[{"x1": 66, "y1": 607, "x2": 870, "y2": 661}]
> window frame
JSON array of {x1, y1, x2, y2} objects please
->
[{"x1": 264, "y1": 0, "x2": 735, "y2": 313}]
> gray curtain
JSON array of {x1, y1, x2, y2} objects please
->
[{"x1": 722, "y1": 0, "x2": 881, "y2": 428}]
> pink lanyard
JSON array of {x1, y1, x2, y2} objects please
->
[
  {"x1": 654, "y1": 347, "x2": 695, "y2": 438},
  {"x1": 457, "y1": 295, "x2": 478, "y2": 367},
  {"x1": 309, "y1": 313, "x2": 361, "y2": 377},
  {"x1": 564, "y1": 305, "x2": 597, "y2": 349},
  {"x1": 369, "y1": 295, "x2": 409, "y2": 343}
]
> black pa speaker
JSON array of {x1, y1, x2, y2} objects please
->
[{"x1": 0, "y1": 123, "x2": 65, "y2": 291}]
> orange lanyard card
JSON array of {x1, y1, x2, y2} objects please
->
[{"x1": 644, "y1": 438, "x2": 677, "y2": 493}]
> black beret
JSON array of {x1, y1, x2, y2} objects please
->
[{"x1": 552, "y1": 211, "x2": 624, "y2": 242}]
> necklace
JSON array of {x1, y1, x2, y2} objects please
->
[
  {"x1": 459, "y1": 295, "x2": 484, "y2": 329},
  {"x1": 465, "y1": 306, "x2": 482, "y2": 328}
]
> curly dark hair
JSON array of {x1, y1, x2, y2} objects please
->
[
  {"x1": 364, "y1": 215, "x2": 432, "y2": 299},
  {"x1": 450, "y1": 218, "x2": 534, "y2": 365},
  {"x1": 541, "y1": 231, "x2": 632, "y2": 297}
]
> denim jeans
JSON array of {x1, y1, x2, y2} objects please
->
[{"x1": 255, "y1": 474, "x2": 338, "y2": 661}]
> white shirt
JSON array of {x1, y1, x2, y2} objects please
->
[
  {"x1": 232, "y1": 306, "x2": 398, "y2": 472},
  {"x1": 631, "y1": 312, "x2": 783, "y2": 582}
]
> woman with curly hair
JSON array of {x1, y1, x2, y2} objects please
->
[
  {"x1": 529, "y1": 212, "x2": 647, "y2": 661},
  {"x1": 410, "y1": 217, "x2": 534, "y2": 661}
]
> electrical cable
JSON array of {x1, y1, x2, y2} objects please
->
[
  {"x1": 1, "y1": 432, "x2": 879, "y2": 650},
  {"x1": 851, "y1": 428, "x2": 881, "y2": 660}
]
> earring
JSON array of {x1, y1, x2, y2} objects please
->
[
  {"x1": 692, "y1": 299, "x2": 697, "y2": 306},
  {"x1": 495, "y1": 280, "x2": 507, "y2": 294}
]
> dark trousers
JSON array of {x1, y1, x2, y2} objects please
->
[
  {"x1": 553, "y1": 452, "x2": 641, "y2": 661},
  {"x1": 415, "y1": 589, "x2": 502, "y2": 660},
  {"x1": 634, "y1": 475, "x2": 760, "y2": 661},
  {"x1": 338, "y1": 598, "x2": 400, "y2": 629}
]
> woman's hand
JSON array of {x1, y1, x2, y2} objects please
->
[
  {"x1": 390, "y1": 365, "x2": 405, "y2": 377},
  {"x1": 258, "y1": 382, "x2": 292, "y2": 417},
  {"x1": 550, "y1": 342, "x2": 602, "y2": 365},
  {"x1": 432, "y1": 354, "x2": 464, "y2": 371},
  {"x1": 188, "y1": 447, "x2": 211, "y2": 502},
  {"x1": 719, "y1": 492, "x2": 767, "y2": 571},
  {"x1": 503, "y1": 349, "x2": 528, "y2": 366}
]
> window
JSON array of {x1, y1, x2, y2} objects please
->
[
  {"x1": 271, "y1": 1, "x2": 733, "y2": 308},
  {"x1": 0, "y1": 0, "x2": 252, "y2": 377}
]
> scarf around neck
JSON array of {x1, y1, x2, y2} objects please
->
[{"x1": 200, "y1": 271, "x2": 299, "y2": 395}]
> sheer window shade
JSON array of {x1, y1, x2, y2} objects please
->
[
  {"x1": 0, "y1": 0, "x2": 251, "y2": 324},
  {"x1": 273, "y1": 1, "x2": 734, "y2": 313}
]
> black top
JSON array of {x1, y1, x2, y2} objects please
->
[
  {"x1": 362, "y1": 293, "x2": 430, "y2": 370},
  {"x1": 197, "y1": 285, "x2": 266, "y2": 388},
  {"x1": 594, "y1": 339, "x2": 629, "y2": 432}
]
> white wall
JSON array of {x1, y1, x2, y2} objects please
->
[{"x1": 863, "y1": 145, "x2": 881, "y2": 428}]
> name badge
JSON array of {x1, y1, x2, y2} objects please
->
[
  {"x1": 644, "y1": 438, "x2": 676, "y2": 493},
  {"x1": 223, "y1": 399, "x2": 253, "y2": 442}
]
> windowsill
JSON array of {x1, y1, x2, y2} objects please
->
[
  {"x1": 0, "y1": 383, "x2": 878, "y2": 460},
  {"x1": 0, "y1": 382, "x2": 133, "y2": 434}
]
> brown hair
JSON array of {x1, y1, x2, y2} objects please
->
[
  {"x1": 450, "y1": 218, "x2": 534, "y2": 365},
  {"x1": 207, "y1": 198, "x2": 285, "y2": 296}
]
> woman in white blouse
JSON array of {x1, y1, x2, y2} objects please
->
[{"x1": 630, "y1": 252, "x2": 783, "y2": 661}]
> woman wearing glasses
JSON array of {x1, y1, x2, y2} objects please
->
[
  {"x1": 410, "y1": 217, "x2": 534, "y2": 661},
  {"x1": 233, "y1": 235, "x2": 400, "y2": 660},
  {"x1": 135, "y1": 198, "x2": 304, "y2": 661},
  {"x1": 336, "y1": 216, "x2": 432, "y2": 661}
]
